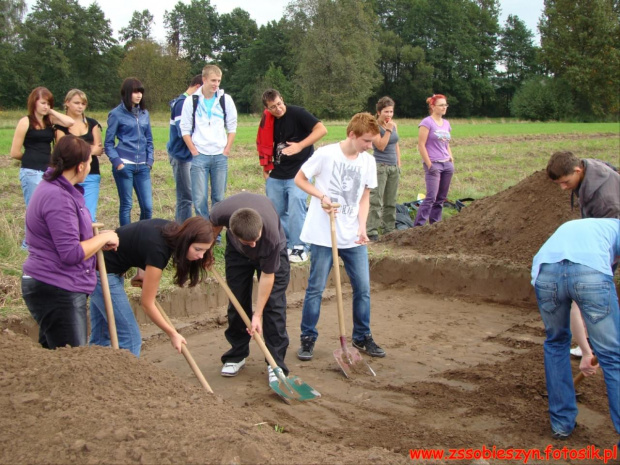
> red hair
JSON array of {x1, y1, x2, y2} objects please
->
[
  {"x1": 27, "y1": 87, "x2": 54, "y2": 129},
  {"x1": 426, "y1": 94, "x2": 447, "y2": 107}
]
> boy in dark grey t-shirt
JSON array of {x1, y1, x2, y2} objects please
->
[{"x1": 209, "y1": 193, "x2": 290, "y2": 382}]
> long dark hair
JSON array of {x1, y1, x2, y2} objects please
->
[
  {"x1": 27, "y1": 87, "x2": 54, "y2": 130},
  {"x1": 44, "y1": 135, "x2": 91, "y2": 182},
  {"x1": 162, "y1": 217, "x2": 214, "y2": 287},
  {"x1": 120, "y1": 77, "x2": 146, "y2": 112}
]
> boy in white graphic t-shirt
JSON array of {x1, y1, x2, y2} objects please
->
[{"x1": 294, "y1": 112, "x2": 386, "y2": 361}]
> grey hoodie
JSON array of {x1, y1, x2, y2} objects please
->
[{"x1": 575, "y1": 158, "x2": 620, "y2": 219}]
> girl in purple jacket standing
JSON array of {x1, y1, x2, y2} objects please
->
[
  {"x1": 413, "y1": 94, "x2": 455, "y2": 226},
  {"x1": 22, "y1": 136, "x2": 119, "y2": 349}
]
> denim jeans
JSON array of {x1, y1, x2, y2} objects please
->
[
  {"x1": 169, "y1": 154, "x2": 193, "y2": 224},
  {"x1": 22, "y1": 276, "x2": 88, "y2": 349},
  {"x1": 111, "y1": 163, "x2": 153, "y2": 227},
  {"x1": 535, "y1": 260, "x2": 620, "y2": 435},
  {"x1": 79, "y1": 173, "x2": 100, "y2": 222},
  {"x1": 300, "y1": 244, "x2": 371, "y2": 341},
  {"x1": 19, "y1": 168, "x2": 44, "y2": 248},
  {"x1": 222, "y1": 238, "x2": 290, "y2": 374},
  {"x1": 266, "y1": 177, "x2": 308, "y2": 250},
  {"x1": 89, "y1": 273, "x2": 142, "y2": 357},
  {"x1": 367, "y1": 164, "x2": 400, "y2": 236},
  {"x1": 190, "y1": 154, "x2": 227, "y2": 220},
  {"x1": 414, "y1": 161, "x2": 454, "y2": 226}
]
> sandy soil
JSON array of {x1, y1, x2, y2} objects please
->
[{"x1": 1, "y1": 168, "x2": 618, "y2": 464}]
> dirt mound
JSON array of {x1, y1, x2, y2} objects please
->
[
  {"x1": 0, "y1": 329, "x2": 400, "y2": 465},
  {"x1": 388, "y1": 170, "x2": 580, "y2": 265}
]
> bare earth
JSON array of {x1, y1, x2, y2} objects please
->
[{"x1": 1, "y1": 169, "x2": 618, "y2": 464}]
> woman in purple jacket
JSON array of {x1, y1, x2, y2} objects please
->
[
  {"x1": 22, "y1": 135, "x2": 119, "y2": 349},
  {"x1": 413, "y1": 94, "x2": 455, "y2": 226}
]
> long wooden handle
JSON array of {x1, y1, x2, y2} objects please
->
[
  {"x1": 92, "y1": 223, "x2": 119, "y2": 350},
  {"x1": 573, "y1": 355, "x2": 599, "y2": 386},
  {"x1": 153, "y1": 301, "x2": 213, "y2": 394},
  {"x1": 211, "y1": 269, "x2": 280, "y2": 370},
  {"x1": 328, "y1": 209, "x2": 347, "y2": 339}
]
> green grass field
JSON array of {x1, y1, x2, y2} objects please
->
[{"x1": 0, "y1": 109, "x2": 618, "y2": 316}]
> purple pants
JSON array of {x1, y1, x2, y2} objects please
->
[{"x1": 414, "y1": 161, "x2": 454, "y2": 226}]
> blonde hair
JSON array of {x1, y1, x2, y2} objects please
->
[
  {"x1": 202, "y1": 64, "x2": 222, "y2": 78},
  {"x1": 64, "y1": 89, "x2": 88, "y2": 110}
]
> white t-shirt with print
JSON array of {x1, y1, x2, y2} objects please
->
[{"x1": 299, "y1": 142, "x2": 377, "y2": 248}]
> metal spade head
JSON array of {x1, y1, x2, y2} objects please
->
[
  {"x1": 269, "y1": 367, "x2": 321, "y2": 403},
  {"x1": 333, "y1": 346, "x2": 376, "y2": 378}
]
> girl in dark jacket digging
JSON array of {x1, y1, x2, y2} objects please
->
[{"x1": 89, "y1": 217, "x2": 214, "y2": 357}]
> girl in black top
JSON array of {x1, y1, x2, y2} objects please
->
[
  {"x1": 10, "y1": 87, "x2": 75, "y2": 248},
  {"x1": 89, "y1": 217, "x2": 215, "y2": 356},
  {"x1": 55, "y1": 89, "x2": 103, "y2": 221}
]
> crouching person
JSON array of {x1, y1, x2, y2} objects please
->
[
  {"x1": 209, "y1": 193, "x2": 290, "y2": 385},
  {"x1": 532, "y1": 218, "x2": 620, "y2": 439}
]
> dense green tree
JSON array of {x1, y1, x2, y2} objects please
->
[
  {"x1": 0, "y1": 0, "x2": 26, "y2": 42},
  {"x1": 372, "y1": 0, "x2": 500, "y2": 117},
  {"x1": 119, "y1": 9, "x2": 154, "y2": 46},
  {"x1": 373, "y1": 28, "x2": 433, "y2": 117},
  {"x1": 226, "y1": 19, "x2": 297, "y2": 113},
  {"x1": 539, "y1": 0, "x2": 619, "y2": 117},
  {"x1": 495, "y1": 14, "x2": 541, "y2": 115},
  {"x1": 0, "y1": 0, "x2": 27, "y2": 106},
  {"x1": 511, "y1": 76, "x2": 575, "y2": 120},
  {"x1": 18, "y1": 0, "x2": 121, "y2": 108},
  {"x1": 118, "y1": 40, "x2": 191, "y2": 111},
  {"x1": 288, "y1": 0, "x2": 382, "y2": 119},
  {"x1": 217, "y1": 8, "x2": 258, "y2": 73},
  {"x1": 164, "y1": 0, "x2": 219, "y2": 74}
]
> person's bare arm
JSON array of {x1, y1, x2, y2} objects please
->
[
  {"x1": 48, "y1": 109, "x2": 75, "y2": 127},
  {"x1": 373, "y1": 121, "x2": 395, "y2": 152},
  {"x1": 140, "y1": 265, "x2": 187, "y2": 353},
  {"x1": 248, "y1": 272, "x2": 276, "y2": 335},
  {"x1": 10, "y1": 117, "x2": 29, "y2": 160},
  {"x1": 418, "y1": 126, "x2": 432, "y2": 169},
  {"x1": 282, "y1": 122, "x2": 327, "y2": 156}
]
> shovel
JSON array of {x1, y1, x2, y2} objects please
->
[
  {"x1": 211, "y1": 268, "x2": 320, "y2": 403},
  {"x1": 326, "y1": 206, "x2": 376, "y2": 378},
  {"x1": 92, "y1": 223, "x2": 119, "y2": 350},
  {"x1": 153, "y1": 301, "x2": 213, "y2": 394}
]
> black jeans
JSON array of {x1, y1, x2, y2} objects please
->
[
  {"x1": 21, "y1": 276, "x2": 88, "y2": 349},
  {"x1": 222, "y1": 239, "x2": 290, "y2": 375}
]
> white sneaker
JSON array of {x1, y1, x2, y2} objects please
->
[
  {"x1": 221, "y1": 359, "x2": 245, "y2": 377},
  {"x1": 570, "y1": 346, "x2": 583, "y2": 357},
  {"x1": 289, "y1": 246, "x2": 308, "y2": 263},
  {"x1": 268, "y1": 366, "x2": 278, "y2": 384}
]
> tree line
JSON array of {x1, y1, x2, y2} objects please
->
[{"x1": 0, "y1": 0, "x2": 618, "y2": 120}]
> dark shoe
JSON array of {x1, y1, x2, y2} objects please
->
[
  {"x1": 353, "y1": 335, "x2": 386, "y2": 358},
  {"x1": 297, "y1": 336, "x2": 315, "y2": 361},
  {"x1": 368, "y1": 234, "x2": 379, "y2": 242}
]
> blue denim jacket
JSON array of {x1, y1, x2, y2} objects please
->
[{"x1": 105, "y1": 103, "x2": 154, "y2": 169}]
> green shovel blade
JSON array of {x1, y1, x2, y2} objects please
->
[{"x1": 269, "y1": 368, "x2": 321, "y2": 402}]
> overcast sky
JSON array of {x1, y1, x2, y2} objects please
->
[{"x1": 27, "y1": 0, "x2": 545, "y2": 45}]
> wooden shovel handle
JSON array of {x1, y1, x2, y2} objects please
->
[
  {"x1": 211, "y1": 269, "x2": 280, "y2": 370},
  {"x1": 153, "y1": 301, "x2": 213, "y2": 394},
  {"x1": 92, "y1": 223, "x2": 119, "y2": 350},
  {"x1": 573, "y1": 355, "x2": 598, "y2": 386},
  {"x1": 327, "y1": 208, "x2": 347, "y2": 339}
]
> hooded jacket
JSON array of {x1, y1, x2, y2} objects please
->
[{"x1": 575, "y1": 158, "x2": 620, "y2": 219}]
